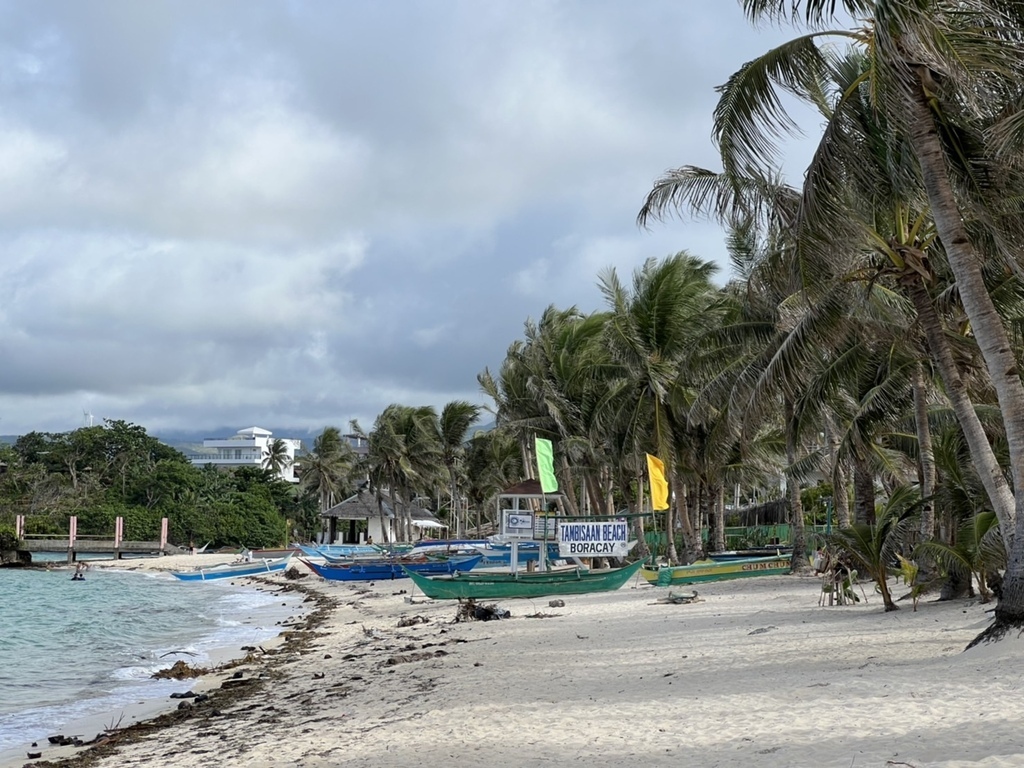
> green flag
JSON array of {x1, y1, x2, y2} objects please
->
[{"x1": 535, "y1": 437, "x2": 558, "y2": 493}]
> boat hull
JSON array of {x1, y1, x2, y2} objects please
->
[
  {"x1": 404, "y1": 559, "x2": 645, "y2": 600},
  {"x1": 172, "y1": 554, "x2": 293, "y2": 582},
  {"x1": 472, "y1": 542, "x2": 563, "y2": 567},
  {"x1": 303, "y1": 554, "x2": 482, "y2": 582},
  {"x1": 707, "y1": 548, "x2": 792, "y2": 562},
  {"x1": 640, "y1": 555, "x2": 792, "y2": 586},
  {"x1": 297, "y1": 544, "x2": 382, "y2": 559}
]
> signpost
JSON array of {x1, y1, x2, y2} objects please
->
[
  {"x1": 501, "y1": 511, "x2": 534, "y2": 575},
  {"x1": 557, "y1": 520, "x2": 630, "y2": 558},
  {"x1": 502, "y1": 511, "x2": 534, "y2": 539}
]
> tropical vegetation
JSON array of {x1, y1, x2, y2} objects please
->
[{"x1": 7, "y1": 0, "x2": 1024, "y2": 649}]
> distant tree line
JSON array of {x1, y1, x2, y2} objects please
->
[
  {"x1": 0, "y1": 414, "x2": 526, "y2": 551},
  {"x1": 0, "y1": 420, "x2": 317, "y2": 549}
]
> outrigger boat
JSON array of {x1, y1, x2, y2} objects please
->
[
  {"x1": 404, "y1": 558, "x2": 645, "y2": 600},
  {"x1": 297, "y1": 543, "x2": 382, "y2": 559},
  {"x1": 171, "y1": 553, "x2": 294, "y2": 582},
  {"x1": 302, "y1": 553, "x2": 483, "y2": 582},
  {"x1": 640, "y1": 554, "x2": 792, "y2": 586},
  {"x1": 707, "y1": 547, "x2": 792, "y2": 562}
]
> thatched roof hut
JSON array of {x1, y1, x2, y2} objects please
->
[{"x1": 320, "y1": 490, "x2": 445, "y2": 543}]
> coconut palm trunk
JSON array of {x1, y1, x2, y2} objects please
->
[
  {"x1": 853, "y1": 456, "x2": 876, "y2": 526},
  {"x1": 784, "y1": 398, "x2": 809, "y2": 570},
  {"x1": 905, "y1": 85, "x2": 1024, "y2": 629},
  {"x1": 910, "y1": 360, "x2": 936, "y2": 544},
  {"x1": 832, "y1": 461, "x2": 851, "y2": 530},
  {"x1": 904, "y1": 275, "x2": 1015, "y2": 550}
]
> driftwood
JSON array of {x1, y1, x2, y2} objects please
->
[
  {"x1": 455, "y1": 600, "x2": 510, "y2": 622},
  {"x1": 653, "y1": 591, "x2": 702, "y2": 605}
]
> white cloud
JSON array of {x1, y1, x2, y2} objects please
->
[{"x1": 0, "y1": 2, "x2": 828, "y2": 435}]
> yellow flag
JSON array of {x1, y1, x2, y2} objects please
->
[{"x1": 646, "y1": 453, "x2": 669, "y2": 510}]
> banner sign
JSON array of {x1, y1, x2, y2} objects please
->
[
  {"x1": 558, "y1": 521, "x2": 629, "y2": 557},
  {"x1": 502, "y1": 511, "x2": 535, "y2": 539}
]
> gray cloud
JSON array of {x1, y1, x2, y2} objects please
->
[{"x1": 0, "y1": 1, "x2": 816, "y2": 437}]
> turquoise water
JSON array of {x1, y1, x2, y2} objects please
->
[{"x1": 0, "y1": 562, "x2": 303, "y2": 753}]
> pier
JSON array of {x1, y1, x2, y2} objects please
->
[{"x1": 14, "y1": 515, "x2": 179, "y2": 562}]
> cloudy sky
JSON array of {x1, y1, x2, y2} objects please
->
[{"x1": 0, "y1": 1, "x2": 822, "y2": 440}]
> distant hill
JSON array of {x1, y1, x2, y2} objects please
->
[{"x1": 1, "y1": 421, "x2": 496, "y2": 453}]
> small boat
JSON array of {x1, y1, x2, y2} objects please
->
[
  {"x1": 404, "y1": 559, "x2": 645, "y2": 600},
  {"x1": 297, "y1": 543, "x2": 382, "y2": 559},
  {"x1": 707, "y1": 547, "x2": 792, "y2": 561},
  {"x1": 408, "y1": 540, "x2": 491, "y2": 559},
  {"x1": 171, "y1": 554, "x2": 294, "y2": 582},
  {"x1": 246, "y1": 546, "x2": 303, "y2": 559},
  {"x1": 470, "y1": 539, "x2": 564, "y2": 568},
  {"x1": 302, "y1": 553, "x2": 483, "y2": 582},
  {"x1": 640, "y1": 554, "x2": 792, "y2": 586}
]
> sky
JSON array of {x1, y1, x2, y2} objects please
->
[{"x1": 0, "y1": 1, "x2": 824, "y2": 441}]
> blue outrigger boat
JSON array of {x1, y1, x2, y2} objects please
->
[
  {"x1": 172, "y1": 553, "x2": 294, "y2": 582},
  {"x1": 302, "y1": 553, "x2": 483, "y2": 582},
  {"x1": 297, "y1": 543, "x2": 382, "y2": 559}
]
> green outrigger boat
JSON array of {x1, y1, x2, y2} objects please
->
[
  {"x1": 403, "y1": 559, "x2": 645, "y2": 600},
  {"x1": 640, "y1": 554, "x2": 792, "y2": 586}
]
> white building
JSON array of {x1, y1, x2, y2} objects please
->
[{"x1": 190, "y1": 427, "x2": 301, "y2": 483}]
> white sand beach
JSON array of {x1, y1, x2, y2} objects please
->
[{"x1": 7, "y1": 554, "x2": 1023, "y2": 768}]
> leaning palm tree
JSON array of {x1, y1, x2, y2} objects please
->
[
  {"x1": 363, "y1": 405, "x2": 445, "y2": 542},
  {"x1": 437, "y1": 400, "x2": 482, "y2": 537},
  {"x1": 599, "y1": 252, "x2": 723, "y2": 564},
  {"x1": 297, "y1": 427, "x2": 355, "y2": 515},
  {"x1": 725, "y1": 0, "x2": 1024, "y2": 638},
  {"x1": 464, "y1": 428, "x2": 524, "y2": 533}
]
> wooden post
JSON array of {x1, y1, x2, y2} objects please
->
[
  {"x1": 15, "y1": 515, "x2": 24, "y2": 541},
  {"x1": 114, "y1": 517, "x2": 124, "y2": 559},
  {"x1": 160, "y1": 517, "x2": 169, "y2": 554},
  {"x1": 68, "y1": 516, "x2": 78, "y2": 563}
]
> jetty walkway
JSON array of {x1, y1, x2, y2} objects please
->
[{"x1": 13, "y1": 515, "x2": 179, "y2": 563}]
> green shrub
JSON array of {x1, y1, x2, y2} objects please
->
[{"x1": 0, "y1": 525, "x2": 19, "y2": 551}]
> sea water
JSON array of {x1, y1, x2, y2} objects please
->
[{"x1": 0, "y1": 561, "x2": 303, "y2": 754}]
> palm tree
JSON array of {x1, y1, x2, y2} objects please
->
[
  {"x1": 437, "y1": 400, "x2": 482, "y2": 537},
  {"x1": 297, "y1": 427, "x2": 355, "y2": 518},
  {"x1": 262, "y1": 438, "x2": 291, "y2": 479},
  {"x1": 599, "y1": 253, "x2": 723, "y2": 564},
  {"x1": 464, "y1": 429, "x2": 524, "y2": 533},
  {"x1": 915, "y1": 512, "x2": 1005, "y2": 603},
  {"x1": 640, "y1": 25, "x2": 1022, "y2": 583},
  {"x1": 362, "y1": 405, "x2": 444, "y2": 543},
  {"x1": 480, "y1": 307, "x2": 618, "y2": 523},
  {"x1": 824, "y1": 483, "x2": 921, "y2": 611},
  {"x1": 725, "y1": 0, "x2": 1024, "y2": 635}
]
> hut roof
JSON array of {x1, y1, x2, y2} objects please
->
[{"x1": 321, "y1": 490, "x2": 442, "y2": 525}]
